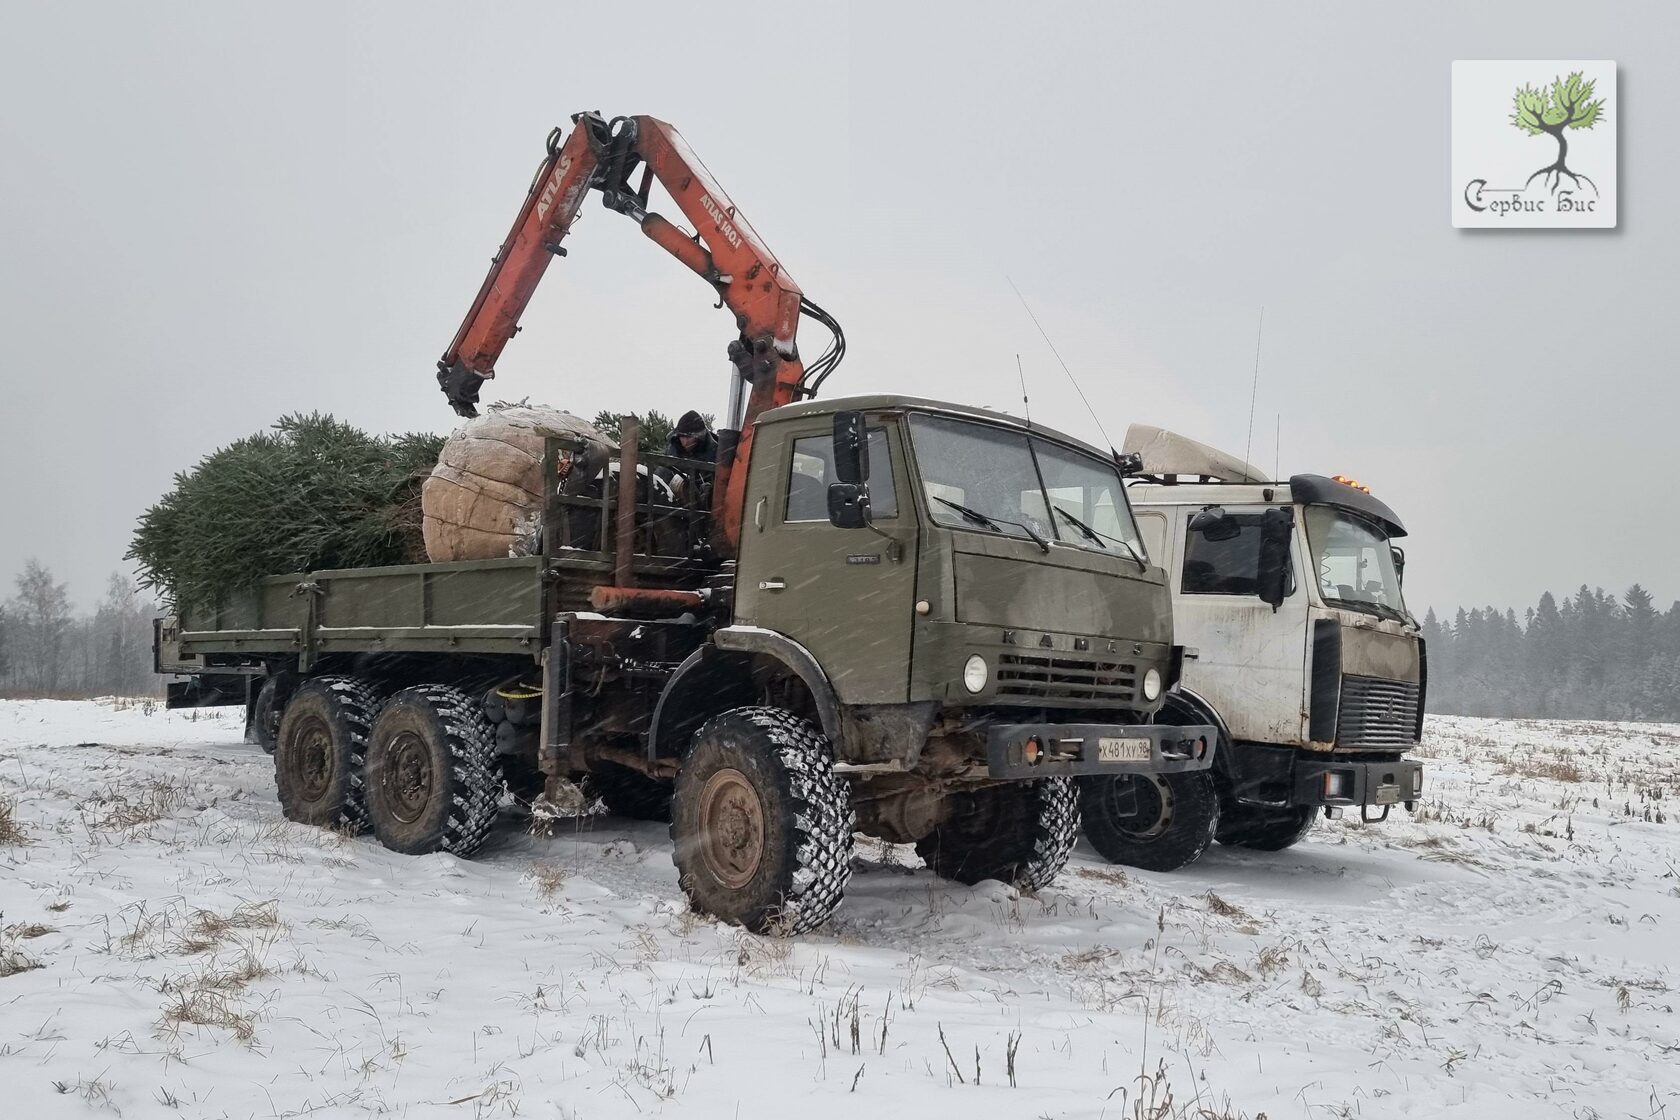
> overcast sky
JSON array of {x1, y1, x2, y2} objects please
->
[{"x1": 0, "y1": 1, "x2": 1672, "y2": 619}]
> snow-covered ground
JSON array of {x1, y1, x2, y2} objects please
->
[{"x1": 1, "y1": 702, "x2": 1676, "y2": 1119}]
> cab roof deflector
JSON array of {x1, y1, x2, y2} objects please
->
[{"x1": 1121, "y1": 424, "x2": 1267, "y2": 483}]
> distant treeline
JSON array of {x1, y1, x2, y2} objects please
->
[
  {"x1": 1422, "y1": 585, "x2": 1680, "y2": 721},
  {"x1": 0, "y1": 560, "x2": 161, "y2": 699},
  {"x1": 3, "y1": 553, "x2": 1677, "y2": 721}
]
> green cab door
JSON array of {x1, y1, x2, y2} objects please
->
[{"x1": 733, "y1": 417, "x2": 920, "y2": 704}]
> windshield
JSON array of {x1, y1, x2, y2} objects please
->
[
  {"x1": 908, "y1": 414, "x2": 1144, "y2": 557},
  {"x1": 1304, "y1": 506, "x2": 1407, "y2": 619}
]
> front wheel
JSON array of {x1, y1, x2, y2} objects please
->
[
  {"x1": 1215, "y1": 801, "x2": 1317, "y2": 851},
  {"x1": 916, "y1": 778, "x2": 1080, "y2": 892},
  {"x1": 1079, "y1": 770, "x2": 1218, "y2": 872},
  {"x1": 671, "y1": 707, "x2": 853, "y2": 935}
]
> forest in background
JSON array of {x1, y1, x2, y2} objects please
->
[
  {"x1": 0, "y1": 560, "x2": 160, "y2": 699},
  {"x1": 1421, "y1": 584, "x2": 1680, "y2": 721},
  {"x1": 3, "y1": 556, "x2": 1678, "y2": 723}
]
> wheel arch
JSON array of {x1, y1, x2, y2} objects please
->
[
  {"x1": 1160, "y1": 687, "x2": 1237, "y2": 780},
  {"x1": 648, "y1": 629, "x2": 842, "y2": 760}
]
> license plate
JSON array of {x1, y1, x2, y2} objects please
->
[
  {"x1": 1097, "y1": 737, "x2": 1153, "y2": 763},
  {"x1": 1374, "y1": 785, "x2": 1403, "y2": 805}
]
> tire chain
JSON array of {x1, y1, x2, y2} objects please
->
[{"x1": 394, "y1": 683, "x2": 503, "y2": 858}]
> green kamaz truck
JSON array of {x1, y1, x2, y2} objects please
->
[
  {"x1": 154, "y1": 113, "x2": 1214, "y2": 933},
  {"x1": 159, "y1": 398, "x2": 1214, "y2": 933}
]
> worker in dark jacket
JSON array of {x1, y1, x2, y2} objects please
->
[
  {"x1": 654, "y1": 410, "x2": 718, "y2": 553},
  {"x1": 664, "y1": 410, "x2": 718, "y2": 466}
]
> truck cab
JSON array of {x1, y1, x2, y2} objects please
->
[
  {"x1": 1122, "y1": 426, "x2": 1424, "y2": 849},
  {"x1": 729, "y1": 394, "x2": 1183, "y2": 765}
]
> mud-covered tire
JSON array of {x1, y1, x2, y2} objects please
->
[
  {"x1": 671, "y1": 706, "x2": 853, "y2": 935},
  {"x1": 1078, "y1": 770, "x2": 1218, "y2": 872},
  {"x1": 584, "y1": 763, "x2": 674, "y2": 822},
  {"x1": 274, "y1": 676, "x2": 378, "y2": 832},
  {"x1": 916, "y1": 778, "x2": 1079, "y2": 892},
  {"x1": 1215, "y1": 802, "x2": 1317, "y2": 851},
  {"x1": 364, "y1": 684, "x2": 502, "y2": 858}
]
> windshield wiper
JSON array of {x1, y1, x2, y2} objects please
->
[
  {"x1": 1052, "y1": 505, "x2": 1149, "y2": 572},
  {"x1": 932, "y1": 496, "x2": 1049, "y2": 553},
  {"x1": 1324, "y1": 595, "x2": 1408, "y2": 624},
  {"x1": 1052, "y1": 505, "x2": 1105, "y2": 548}
]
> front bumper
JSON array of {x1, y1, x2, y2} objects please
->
[
  {"x1": 1295, "y1": 756, "x2": 1423, "y2": 808},
  {"x1": 986, "y1": 721, "x2": 1217, "y2": 779}
]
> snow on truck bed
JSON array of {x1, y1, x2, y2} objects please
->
[{"x1": 1, "y1": 703, "x2": 1676, "y2": 1120}]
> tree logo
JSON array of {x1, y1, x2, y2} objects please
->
[
  {"x1": 1452, "y1": 60, "x2": 1616, "y2": 229},
  {"x1": 1511, "y1": 73, "x2": 1605, "y2": 194}
]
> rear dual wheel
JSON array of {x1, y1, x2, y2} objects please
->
[
  {"x1": 274, "y1": 676, "x2": 379, "y2": 832},
  {"x1": 364, "y1": 685, "x2": 502, "y2": 857}
]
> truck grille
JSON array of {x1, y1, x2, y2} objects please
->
[
  {"x1": 995, "y1": 653, "x2": 1137, "y2": 703},
  {"x1": 1336, "y1": 675, "x2": 1422, "y2": 748}
]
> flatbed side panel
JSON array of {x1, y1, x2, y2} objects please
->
[{"x1": 179, "y1": 556, "x2": 550, "y2": 659}]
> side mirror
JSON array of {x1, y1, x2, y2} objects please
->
[
  {"x1": 1391, "y1": 545, "x2": 1406, "y2": 588},
  {"x1": 827, "y1": 482, "x2": 870, "y2": 529},
  {"x1": 1189, "y1": 506, "x2": 1240, "y2": 542},
  {"x1": 1256, "y1": 507, "x2": 1295, "y2": 611},
  {"x1": 832, "y1": 411, "x2": 869, "y2": 485}
]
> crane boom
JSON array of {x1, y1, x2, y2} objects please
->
[{"x1": 436, "y1": 113, "x2": 842, "y2": 556}]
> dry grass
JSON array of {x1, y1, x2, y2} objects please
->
[
  {"x1": 0, "y1": 795, "x2": 27, "y2": 845},
  {"x1": 117, "y1": 899, "x2": 281, "y2": 959},
  {"x1": 5, "y1": 921, "x2": 55, "y2": 940},
  {"x1": 1495, "y1": 753, "x2": 1588, "y2": 783},
  {"x1": 78, "y1": 778, "x2": 194, "y2": 834},
  {"x1": 1201, "y1": 892, "x2": 1249, "y2": 921},
  {"x1": 0, "y1": 946, "x2": 43, "y2": 978},
  {"x1": 158, "y1": 986, "x2": 259, "y2": 1042},
  {"x1": 139, "y1": 909, "x2": 282, "y2": 1044},
  {"x1": 1061, "y1": 945, "x2": 1121, "y2": 969},
  {"x1": 527, "y1": 861, "x2": 570, "y2": 898}
]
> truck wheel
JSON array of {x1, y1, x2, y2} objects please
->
[
  {"x1": 583, "y1": 763, "x2": 674, "y2": 822},
  {"x1": 364, "y1": 685, "x2": 502, "y2": 858},
  {"x1": 1078, "y1": 770, "x2": 1217, "y2": 872},
  {"x1": 916, "y1": 778, "x2": 1080, "y2": 893},
  {"x1": 671, "y1": 706, "x2": 853, "y2": 935},
  {"x1": 1215, "y1": 802, "x2": 1317, "y2": 851},
  {"x1": 274, "y1": 676, "x2": 378, "y2": 832},
  {"x1": 250, "y1": 673, "x2": 294, "y2": 754}
]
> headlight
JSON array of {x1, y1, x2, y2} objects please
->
[
  {"x1": 963, "y1": 655, "x2": 988, "y2": 694},
  {"x1": 1142, "y1": 667, "x2": 1162, "y2": 701}
]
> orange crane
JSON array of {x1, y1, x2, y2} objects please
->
[{"x1": 436, "y1": 112, "x2": 845, "y2": 558}]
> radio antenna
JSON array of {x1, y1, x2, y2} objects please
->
[
  {"x1": 1243, "y1": 307, "x2": 1265, "y2": 478},
  {"x1": 1016, "y1": 353, "x2": 1032, "y2": 426},
  {"x1": 1274, "y1": 412, "x2": 1281, "y2": 481},
  {"x1": 1007, "y1": 276, "x2": 1114, "y2": 452}
]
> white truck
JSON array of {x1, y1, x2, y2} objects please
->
[{"x1": 1076, "y1": 426, "x2": 1425, "y2": 870}]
